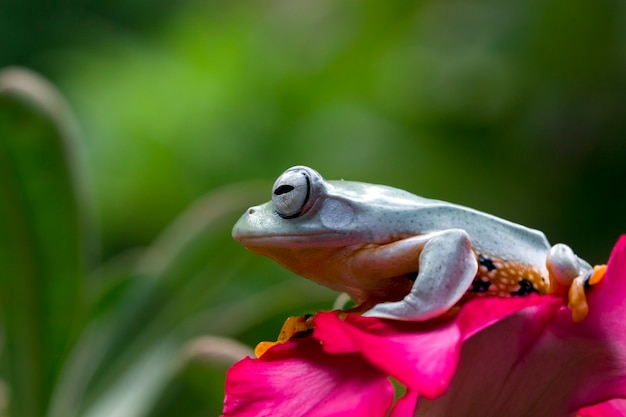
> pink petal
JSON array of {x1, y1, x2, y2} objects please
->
[
  {"x1": 578, "y1": 399, "x2": 626, "y2": 417},
  {"x1": 414, "y1": 236, "x2": 626, "y2": 417},
  {"x1": 222, "y1": 338, "x2": 394, "y2": 417},
  {"x1": 554, "y1": 235, "x2": 626, "y2": 410},
  {"x1": 224, "y1": 236, "x2": 626, "y2": 417},
  {"x1": 414, "y1": 303, "x2": 570, "y2": 416},
  {"x1": 313, "y1": 311, "x2": 460, "y2": 398},
  {"x1": 313, "y1": 294, "x2": 558, "y2": 399}
]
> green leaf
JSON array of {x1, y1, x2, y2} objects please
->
[
  {"x1": 145, "y1": 336, "x2": 253, "y2": 417},
  {"x1": 51, "y1": 181, "x2": 334, "y2": 417},
  {"x1": 49, "y1": 182, "x2": 270, "y2": 416},
  {"x1": 0, "y1": 68, "x2": 91, "y2": 417}
]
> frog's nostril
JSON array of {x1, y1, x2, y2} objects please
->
[{"x1": 248, "y1": 208, "x2": 256, "y2": 215}]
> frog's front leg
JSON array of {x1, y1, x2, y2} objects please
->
[{"x1": 356, "y1": 229, "x2": 478, "y2": 321}]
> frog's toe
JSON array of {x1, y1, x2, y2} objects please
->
[
  {"x1": 586, "y1": 264, "x2": 607, "y2": 287},
  {"x1": 362, "y1": 301, "x2": 414, "y2": 320},
  {"x1": 568, "y1": 275, "x2": 589, "y2": 323},
  {"x1": 567, "y1": 264, "x2": 607, "y2": 322},
  {"x1": 254, "y1": 314, "x2": 313, "y2": 357}
]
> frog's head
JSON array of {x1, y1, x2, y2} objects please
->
[
  {"x1": 232, "y1": 166, "x2": 422, "y2": 291},
  {"x1": 231, "y1": 166, "x2": 368, "y2": 255}
]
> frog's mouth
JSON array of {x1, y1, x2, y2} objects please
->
[{"x1": 234, "y1": 233, "x2": 360, "y2": 250}]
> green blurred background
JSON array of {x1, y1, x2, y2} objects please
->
[{"x1": 0, "y1": 0, "x2": 625, "y2": 416}]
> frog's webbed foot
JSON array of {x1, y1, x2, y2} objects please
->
[
  {"x1": 363, "y1": 229, "x2": 478, "y2": 321},
  {"x1": 254, "y1": 314, "x2": 314, "y2": 357},
  {"x1": 546, "y1": 243, "x2": 605, "y2": 322},
  {"x1": 568, "y1": 265, "x2": 607, "y2": 322}
]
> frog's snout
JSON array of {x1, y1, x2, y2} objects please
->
[
  {"x1": 232, "y1": 203, "x2": 265, "y2": 242},
  {"x1": 232, "y1": 208, "x2": 251, "y2": 242},
  {"x1": 232, "y1": 200, "x2": 291, "y2": 250}
]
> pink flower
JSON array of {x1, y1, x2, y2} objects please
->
[{"x1": 222, "y1": 236, "x2": 626, "y2": 417}]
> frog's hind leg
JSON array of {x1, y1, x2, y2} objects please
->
[
  {"x1": 546, "y1": 243, "x2": 608, "y2": 322},
  {"x1": 363, "y1": 229, "x2": 478, "y2": 321}
]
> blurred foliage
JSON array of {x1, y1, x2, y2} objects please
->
[
  {"x1": 0, "y1": 0, "x2": 625, "y2": 415},
  {"x1": 3, "y1": 0, "x2": 624, "y2": 260},
  {"x1": 0, "y1": 69, "x2": 333, "y2": 416}
]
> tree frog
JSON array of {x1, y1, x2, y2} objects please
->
[{"x1": 233, "y1": 166, "x2": 603, "y2": 322}]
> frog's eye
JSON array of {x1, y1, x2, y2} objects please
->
[{"x1": 272, "y1": 168, "x2": 311, "y2": 219}]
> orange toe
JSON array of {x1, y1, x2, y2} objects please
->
[
  {"x1": 589, "y1": 265, "x2": 607, "y2": 286},
  {"x1": 255, "y1": 315, "x2": 314, "y2": 358},
  {"x1": 568, "y1": 276, "x2": 589, "y2": 323}
]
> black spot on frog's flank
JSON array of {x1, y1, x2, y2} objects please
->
[
  {"x1": 478, "y1": 254, "x2": 496, "y2": 272},
  {"x1": 406, "y1": 271, "x2": 418, "y2": 281},
  {"x1": 470, "y1": 278, "x2": 491, "y2": 293},
  {"x1": 510, "y1": 279, "x2": 539, "y2": 296},
  {"x1": 274, "y1": 184, "x2": 294, "y2": 195}
]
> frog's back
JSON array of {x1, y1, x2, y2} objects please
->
[
  {"x1": 408, "y1": 203, "x2": 551, "y2": 262},
  {"x1": 332, "y1": 180, "x2": 549, "y2": 251},
  {"x1": 330, "y1": 180, "x2": 552, "y2": 294},
  {"x1": 381, "y1": 184, "x2": 551, "y2": 295},
  {"x1": 413, "y1": 203, "x2": 554, "y2": 295}
]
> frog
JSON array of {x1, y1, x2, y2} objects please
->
[{"x1": 232, "y1": 165, "x2": 604, "y2": 323}]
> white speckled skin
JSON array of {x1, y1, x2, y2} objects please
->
[{"x1": 232, "y1": 166, "x2": 591, "y2": 321}]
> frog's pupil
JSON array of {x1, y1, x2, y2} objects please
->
[{"x1": 274, "y1": 185, "x2": 294, "y2": 195}]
